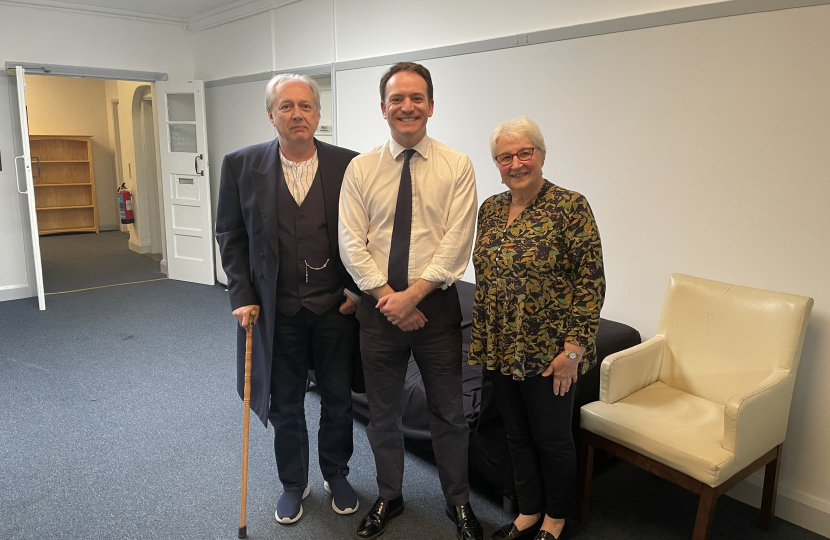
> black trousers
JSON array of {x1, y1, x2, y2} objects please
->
[
  {"x1": 268, "y1": 304, "x2": 357, "y2": 491},
  {"x1": 357, "y1": 285, "x2": 470, "y2": 506},
  {"x1": 492, "y1": 371, "x2": 576, "y2": 519}
]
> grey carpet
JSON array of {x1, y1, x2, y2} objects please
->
[
  {"x1": 40, "y1": 231, "x2": 165, "y2": 293},
  {"x1": 0, "y1": 233, "x2": 824, "y2": 540}
]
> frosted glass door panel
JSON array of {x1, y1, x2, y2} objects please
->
[
  {"x1": 167, "y1": 93, "x2": 196, "y2": 121},
  {"x1": 169, "y1": 124, "x2": 197, "y2": 153}
]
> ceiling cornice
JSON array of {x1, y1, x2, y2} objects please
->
[
  {"x1": 0, "y1": 0, "x2": 302, "y2": 31},
  {"x1": 185, "y1": 0, "x2": 300, "y2": 32},
  {"x1": 0, "y1": 0, "x2": 183, "y2": 23}
]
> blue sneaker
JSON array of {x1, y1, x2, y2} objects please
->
[
  {"x1": 324, "y1": 475, "x2": 358, "y2": 515},
  {"x1": 275, "y1": 485, "x2": 310, "y2": 524}
]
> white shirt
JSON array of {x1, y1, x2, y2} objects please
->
[
  {"x1": 338, "y1": 136, "x2": 477, "y2": 292},
  {"x1": 280, "y1": 149, "x2": 318, "y2": 206}
]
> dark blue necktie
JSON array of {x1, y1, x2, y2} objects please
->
[{"x1": 388, "y1": 149, "x2": 416, "y2": 292}]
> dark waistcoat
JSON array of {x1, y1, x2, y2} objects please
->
[{"x1": 275, "y1": 168, "x2": 342, "y2": 316}]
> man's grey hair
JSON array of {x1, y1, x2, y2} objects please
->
[
  {"x1": 265, "y1": 73, "x2": 322, "y2": 113},
  {"x1": 489, "y1": 115, "x2": 547, "y2": 160}
]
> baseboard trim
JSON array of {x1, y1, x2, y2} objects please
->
[
  {"x1": 128, "y1": 241, "x2": 152, "y2": 254},
  {"x1": 727, "y1": 478, "x2": 830, "y2": 537},
  {"x1": 0, "y1": 284, "x2": 32, "y2": 302}
]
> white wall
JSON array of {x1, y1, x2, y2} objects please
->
[
  {"x1": 192, "y1": 0, "x2": 335, "y2": 80},
  {"x1": 192, "y1": 13, "x2": 273, "y2": 81},
  {"x1": 24, "y1": 76, "x2": 120, "y2": 231},
  {"x1": 333, "y1": 0, "x2": 732, "y2": 61},
  {"x1": 190, "y1": 0, "x2": 759, "y2": 82},
  {"x1": 0, "y1": 4, "x2": 192, "y2": 79}
]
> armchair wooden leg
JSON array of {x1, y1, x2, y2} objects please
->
[
  {"x1": 692, "y1": 486, "x2": 718, "y2": 540},
  {"x1": 575, "y1": 429, "x2": 594, "y2": 524},
  {"x1": 760, "y1": 444, "x2": 783, "y2": 531}
]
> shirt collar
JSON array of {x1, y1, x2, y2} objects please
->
[
  {"x1": 279, "y1": 148, "x2": 318, "y2": 167},
  {"x1": 389, "y1": 135, "x2": 430, "y2": 161}
]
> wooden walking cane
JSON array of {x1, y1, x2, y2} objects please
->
[{"x1": 239, "y1": 310, "x2": 256, "y2": 539}]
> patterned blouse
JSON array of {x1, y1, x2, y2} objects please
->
[{"x1": 468, "y1": 180, "x2": 605, "y2": 380}]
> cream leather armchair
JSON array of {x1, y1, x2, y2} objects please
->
[{"x1": 577, "y1": 274, "x2": 813, "y2": 540}]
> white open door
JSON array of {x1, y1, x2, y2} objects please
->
[
  {"x1": 155, "y1": 80, "x2": 214, "y2": 285},
  {"x1": 11, "y1": 66, "x2": 46, "y2": 310}
]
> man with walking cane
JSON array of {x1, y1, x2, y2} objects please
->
[{"x1": 216, "y1": 73, "x2": 362, "y2": 527}]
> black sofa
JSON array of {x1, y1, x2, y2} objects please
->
[{"x1": 346, "y1": 281, "x2": 641, "y2": 509}]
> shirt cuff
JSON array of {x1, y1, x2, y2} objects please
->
[
  {"x1": 343, "y1": 288, "x2": 362, "y2": 306},
  {"x1": 420, "y1": 264, "x2": 457, "y2": 289},
  {"x1": 356, "y1": 275, "x2": 388, "y2": 293}
]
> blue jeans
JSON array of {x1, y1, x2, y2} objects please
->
[{"x1": 268, "y1": 304, "x2": 357, "y2": 491}]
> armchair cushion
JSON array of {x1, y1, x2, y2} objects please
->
[{"x1": 582, "y1": 382, "x2": 737, "y2": 487}]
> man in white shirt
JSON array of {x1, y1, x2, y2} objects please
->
[{"x1": 339, "y1": 62, "x2": 482, "y2": 540}]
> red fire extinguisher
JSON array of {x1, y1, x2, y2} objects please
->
[{"x1": 117, "y1": 183, "x2": 134, "y2": 224}]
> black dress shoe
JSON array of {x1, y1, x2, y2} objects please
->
[
  {"x1": 354, "y1": 496, "x2": 404, "y2": 540},
  {"x1": 489, "y1": 517, "x2": 543, "y2": 540},
  {"x1": 445, "y1": 503, "x2": 484, "y2": 540}
]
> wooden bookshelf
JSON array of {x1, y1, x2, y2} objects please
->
[{"x1": 30, "y1": 136, "x2": 99, "y2": 235}]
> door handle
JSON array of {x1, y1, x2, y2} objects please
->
[
  {"x1": 14, "y1": 156, "x2": 27, "y2": 194},
  {"x1": 194, "y1": 154, "x2": 204, "y2": 176},
  {"x1": 32, "y1": 156, "x2": 40, "y2": 178}
]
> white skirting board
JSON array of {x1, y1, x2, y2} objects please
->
[
  {"x1": 128, "y1": 240, "x2": 151, "y2": 254},
  {"x1": 727, "y1": 478, "x2": 830, "y2": 537},
  {"x1": 0, "y1": 284, "x2": 31, "y2": 302}
]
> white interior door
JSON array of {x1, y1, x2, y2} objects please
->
[
  {"x1": 156, "y1": 81, "x2": 214, "y2": 285},
  {"x1": 11, "y1": 66, "x2": 45, "y2": 310}
]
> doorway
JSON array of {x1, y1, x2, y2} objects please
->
[{"x1": 23, "y1": 74, "x2": 167, "y2": 294}]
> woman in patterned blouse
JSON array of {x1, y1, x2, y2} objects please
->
[{"x1": 469, "y1": 116, "x2": 605, "y2": 540}]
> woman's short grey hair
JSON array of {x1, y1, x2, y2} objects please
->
[
  {"x1": 489, "y1": 115, "x2": 547, "y2": 160},
  {"x1": 265, "y1": 74, "x2": 321, "y2": 113}
]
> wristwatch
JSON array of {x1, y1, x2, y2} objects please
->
[{"x1": 563, "y1": 350, "x2": 581, "y2": 361}]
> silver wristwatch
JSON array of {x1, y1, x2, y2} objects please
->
[{"x1": 563, "y1": 350, "x2": 581, "y2": 361}]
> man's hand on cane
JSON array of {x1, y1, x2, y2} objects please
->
[{"x1": 233, "y1": 305, "x2": 260, "y2": 327}]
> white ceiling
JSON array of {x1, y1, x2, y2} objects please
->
[{"x1": 2, "y1": 0, "x2": 301, "y2": 28}]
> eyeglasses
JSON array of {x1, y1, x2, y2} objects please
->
[{"x1": 495, "y1": 147, "x2": 535, "y2": 166}]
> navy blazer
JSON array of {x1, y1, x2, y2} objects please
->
[{"x1": 216, "y1": 138, "x2": 359, "y2": 425}]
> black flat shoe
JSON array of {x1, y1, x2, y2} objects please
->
[
  {"x1": 354, "y1": 496, "x2": 404, "y2": 540},
  {"x1": 532, "y1": 521, "x2": 570, "y2": 540},
  {"x1": 489, "y1": 517, "x2": 543, "y2": 540},
  {"x1": 446, "y1": 503, "x2": 484, "y2": 540}
]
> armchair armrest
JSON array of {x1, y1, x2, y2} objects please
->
[
  {"x1": 600, "y1": 336, "x2": 665, "y2": 404},
  {"x1": 723, "y1": 369, "x2": 794, "y2": 457}
]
